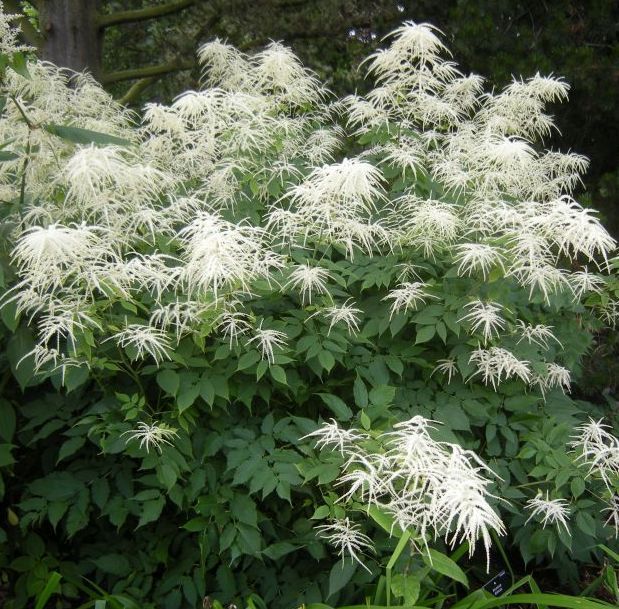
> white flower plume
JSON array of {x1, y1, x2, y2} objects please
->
[
  {"x1": 246, "y1": 322, "x2": 288, "y2": 364},
  {"x1": 110, "y1": 324, "x2": 172, "y2": 364},
  {"x1": 284, "y1": 263, "x2": 331, "y2": 304},
  {"x1": 384, "y1": 282, "x2": 436, "y2": 319},
  {"x1": 459, "y1": 300, "x2": 506, "y2": 344},
  {"x1": 0, "y1": 1, "x2": 34, "y2": 55},
  {"x1": 570, "y1": 418, "x2": 619, "y2": 489},
  {"x1": 525, "y1": 491, "x2": 571, "y2": 534},
  {"x1": 301, "y1": 419, "x2": 368, "y2": 456},
  {"x1": 317, "y1": 299, "x2": 363, "y2": 336},
  {"x1": 315, "y1": 518, "x2": 374, "y2": 572},
  {"x1": 305, "y1": 416, "x2": 505, "y2": 571},
  {"x1": 121, "y1": 421, "x2": 179, "y2": 454},
  {"x1": 469, "y1": 347, "x2": 531, "y2": 388}
]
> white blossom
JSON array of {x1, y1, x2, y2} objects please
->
[
  {"x1": 284, "y1": 263, "x2": 331, "y2": 304},
  {"x1": 525, "y1": 491, "x2": 571, "y2": 534},
  {"x1": 317, "y1": 299, "x2": 363, "y2": 336},
  {"x1": 384, "y1": 282, "x2": 436, "y2": 319},
  {"x1": 246, "y1": 323, "x2": 288, "y2": 364},
  {"x1": 469, "y1": 347, "x2": 531, "y2": 388},
  {"x1": 431, "y1": 358, "x2": 458, "y2": 383},
  {"x1": 121, "y1": 421, "x2": 179, "y2": 454},
  {"x1": 315, "y1": 518, "x2": 374, "y2": 571},
  {"x1": 515, "y1": 321, "x2": 561, "y2": 350},
  {"x1": 301, "y1": 419, "x2": 368, "y2": 456},
  {"x1": 110, "y1": 324, "x2": 172, "y2": 364},
  {"x1": 459, "y1": 300, "x2": 506, "y2": 344}
]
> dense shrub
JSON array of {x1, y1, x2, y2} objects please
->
[{"x1": 0, "y1": 9, "x2": 618, "y2": 608}]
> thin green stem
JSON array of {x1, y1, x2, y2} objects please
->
[
  {"x1": 19, "y1": 131, "x2": 31, "y2": 207},
  {"x1": 117, "y1": 350, "x2": 146, "y2": 397},
  {"x1": 10, "y1": 95, "x2": 34, "y2": 128}
]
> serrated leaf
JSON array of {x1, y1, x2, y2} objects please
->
[
  {"x1": 48, "y1": 501, "x2": 69, "y2": 530},
  {"x1": 576, "y1": 511, "x2": 596, "y2": 537},
  {"x1": 360, "y1": 410, "x2": 371, "y2": 430},
  {"x1": 353, "y1": 376, "x2": 368, "y2": 408},
  {"x1": 415, "y1": 324, "x2": 436, "y2": 344},
  {"x1": 233, "y1": 459, "x2": 263, "y2": 486},
  {"x1": 157, "y1": 369, "x2": 179, "y2": 396},
  {"x1": 91, "y1": 554, "x2": 131, "y2": 576},
  {"x1": 311, "y1": 505, "x2": 330, "y2": 520},
  {"x1": 137, "y1": 497, "x2": 165, "y2": 528},
  {"x1": 9, "y1": 54, "x2": 30, "y2": 79},
  {"x1": 66, "y1": 503, "x2": 89, "y2": 538},
  {"x1": 231, "y1": 495, "x2": 258, "y2": 528},
  {"x1": 238, "y1": 350, "x2": 261, "y2": 371},
  {"x1": 434, "y1": 403, "x2": 469, "y2": 431},
  {"x1": 30, "y1": 472, "x2": 83, "y2": 502},
  {"x1": 57, "y1": 436, "x2": 86, "y2": 464},
  {"x1": 263, "y1": 541, "x2": 299, "y2": 560},
  {"x1": 256, "y1": 359, "x2": 268, "y2": 380},
  {"x1": 270, "y1": 365, "x2": 287, "y2": 384},
  {"x1": 158, "y1": 463, "x2": 178, "y2": 491},
  {"x1": 328, "y1": 559, "x2": 356, "y2": 598},
  {"x1": 183, "y1": 517, "x2": 208, "y2": 532},
  {"x1": 0, "y1": 400, "x2": 16, "y2": 442},
  {"x1": 7, "y1": 327, "x2": 37, "y2": 390},
  {"x1": 199, "y1": 375, "x2": 215, "y2": 406},
  {"x1": 390, "y1": 313, "x2": 408, "y2": 337},
  {"x1": 177, "y1": 382, "x2": 200, "y2": 413},
  {"x1": 390, "y1": 573, "x2": 421, "y2": 605},
  {"x1": 62, "y1": 365, "x2": 90, "y2": 393},
  {"x1": 318, "y1": 350, "x2": 335, "y2": 372},
  {"x1": 318, "y1": 393, "x2": 352, "y2": 420},
  {"x1": 91, "y1": 478, "x2": 110, "y2": 509},
  {"x1": 369, "y1": 385, "x2": 395, "y2": 407}
]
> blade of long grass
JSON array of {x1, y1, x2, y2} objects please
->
[
  {"x1": 598, "y1": 544, "x2": 619, "y2": 563},
  {"x1": 34, "y1": 571, "x2": 62, "y2": 609},
  {"x1": 466, "y1": 592, "x2": 615, "y2": 609},
  {"x1": 528, "y1": 576, "x2": 549, "y2": 609}
]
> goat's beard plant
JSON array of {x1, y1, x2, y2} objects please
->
[{"x1": 1, "y1": 8, "x2": 619, "y2": 607}]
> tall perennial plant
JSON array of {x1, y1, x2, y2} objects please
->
[{"x1": 0, "y1": 7, "x2": 618, "y2": 608}]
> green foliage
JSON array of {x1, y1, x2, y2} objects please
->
[{"x1": 0, "y1": 16, "x2": 619, "y2": 609}]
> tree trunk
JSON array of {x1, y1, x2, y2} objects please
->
[{"x1": 38, "y1": 0, "x2": 102, "y2": 78}]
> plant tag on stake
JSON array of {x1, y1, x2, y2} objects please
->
[{"x1": 482, "y1": 569, "x2": 509, "y2": 597}]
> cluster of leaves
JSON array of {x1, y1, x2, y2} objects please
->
[{"x1": 0, "y1": 11, "x2": 618, "y2": 609}]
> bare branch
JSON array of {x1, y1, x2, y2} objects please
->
[
  {"x1": 102, "y1": 58, "x2": 195, "y2": 84},
  {"x1": 98, "y1": 0, "x2": 195, "y2": 29},
  {"x1": 118, "y1": 76, "x2": 158, "y2": 105}
]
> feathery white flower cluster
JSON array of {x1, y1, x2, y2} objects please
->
[
  {"x1": 0, "y1": 18, "x2": 614, "y2": 409},
  {"x1": 570, "y1": 418, "x2": 619, "y2": 537},
  {"x1": 571, "y1": 419, "x2": 619, "y2": 488},
  {"x1": 121, "y1": 421, "x2": 179, "y2": 454},
  {"x1": 304, "y1": 416, "x2": 505, "y2": 570},
  {"x1": 0, "y1": 1, "x2": 33, "y2": 56},
  {"x1": 270, "y1": 157, "x2": 389, "y2": 258},
  {"x1": 459, "y1": 300, "x2": 506, "y2": 344},
  {"x1": 524, "y1": 491, "x2": 571, "y2": 534},
  {"x1": 315, "y1": 517, "x2": 374, "y2": 569}
]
